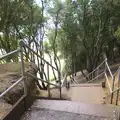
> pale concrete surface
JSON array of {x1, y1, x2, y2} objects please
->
[
  {"x1": 70, "y1": 83, "x2": 101, "y2": 87},
  {"x1": 47, "y1": 84, "x2": 106, "y2": 104},
  {"x1": 31, "y1": 100, "x2": 115, "y2": 118},
  {"x1": 61, "y1": 84, "x2": 105, "y2": 104},
  {"x1": 21, "y1": 108, "x2": 109, "y2": 120},
  {"x1": 21, "y1": 100, "x2": 117, "y2": 120},
  {"x1": 71, "y1": 87, "x2": 105, "y2": 104}
]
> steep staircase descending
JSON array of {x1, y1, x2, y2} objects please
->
[
  {"x1": 20, "y1": 59, "x2": 120, "y2": 120},
  {"x1": 21, "y1": 100, "x2": 119, "y2": 120},
  {"x1": 0, "y1": 40, "x2": 120, "y2": 120},
  {"x1": 67, "y1": 58, "x2": 120, "y2": 105}
]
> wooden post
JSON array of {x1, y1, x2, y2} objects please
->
[
  {"x1": 116, "y1": 69, "x2": 120, "y2": 105},
  {"x1": 47, "y1": 64, "x2": 50, "y2": 98},
  {"x1": 111, "y1": 76, "x2": 115, "y2": 104}
]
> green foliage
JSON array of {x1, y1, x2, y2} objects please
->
[
  {"x1": 0, "y1": 0, "x2": 44, "y2": 62},
  {"x1": 46, "y1": 0, "x2": 120, "y2": 74},
  {"x1": 115, "y1": 26, "x2": 120, "y2": 41},
  {"x1": 1, "y1": 0, "x2": 120, "y2": 75}
]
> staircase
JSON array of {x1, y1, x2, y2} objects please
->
[
  {"x1": 61, "y1": 83, "x2": 105, "y2": 104},
  {"x1": 0, "y1": 40, "x2": 120, "y2": 120},
  {"x1": 21, "y1": 59, "x2": 120, "y2": 119},
  {"x1": 21, "y1": 100, "x2": 119, "y2": 120}
]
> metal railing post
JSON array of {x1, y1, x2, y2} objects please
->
[
  {"x1": 104, "y1": 59, "x2": 107, "y2": 85},
  {"x1": 19, "y1": 41, "x2": 27, "y2": 96},
  {"x1": 116, "y1": 68, "x2": 120, "y2": 105},
  {"x1": 19, "y1": 40, "x2": 28, "y2": 110},
  {"x1": 111, "y1": 76, "x2": 115, "y2": 104},
  {"x1": 92, "y1": 72, "x2": 93, "y2": 80},
  {"x1": 58, "y1": 70, "x2": 62, "y2": 98},
  {"x1": 47, "y1": 64, "x2": 50, "y2": 98},
  {"x1": 97, "y1": 67, "x2": 99, "y2": 81},
  {"x1": 105, "y1": 59, "x2": 107, "y2": 73}
]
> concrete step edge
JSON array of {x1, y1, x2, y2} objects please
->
[
  {"x1": 70, "y1": 83, "x2": 101, "y2": 87},
  {"x1": 31, "y1": 100, "x2": 116, "y2": 118}
]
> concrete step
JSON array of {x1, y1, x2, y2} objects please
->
[
  {"x1": 21, "y1": 100, "x2": 119, "y2": 120},
  {"x1": 61, "y1": 83, "x2": 105, "y2": 104},
  {"x1": 43, "y1": 83, "x2": 106, "y2": 104},
  {"x1": 70, "y1": 83, "x2": 102, "y2": 87},
  {"x1": 35, "y1": 83, "x2": 105, "y2": 104}
]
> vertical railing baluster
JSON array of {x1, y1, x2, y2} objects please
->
[
  {"x1": 105, "y1": 59, "x2": 107, "y2": 73},
  {"x1": 47, "y1": 64, "x2": 50, "y2": 98},
  {"x1": 116, "y1": 68, "x2": 120, "y2": 105},
  {"x1": 19, "y1": 41, "x2": 27, "y2": 96},
  {"x1": 92, "y1": 71, "x2": 93, "y2": 80},
  {"x1": 104, "y1": 60, "x2": 107, "y2": 85},
  {"x1": 58, "y1": 70, "x2": 62, "y2": 98},
  {"x1": 111, "y1": 76, "x2": 115, "y2": 104},
  {"x1": 19, "y1": 40, "x2": 27, "y2": 110},
  {"x1": 97, "y1": 67, "x2": 99, "y2": 80}
]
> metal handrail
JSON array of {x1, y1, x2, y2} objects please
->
[
  {"x1": 0, "y1": 40, "x2": 62, "y2": 101},
  {"x1": 112, "y1": 87, "x2": 120, "y2": 94},
  {"x1": 113, "y1": 66, "x2": 120, "y2": 76},
  {"x1": 0, "y1": 49, "x2": 20, "y2": 60},
  {"x1": 61, "y1": 74, "x2": 67, "y2": 87},
  {"x1": 70, "y1": 76, "x2": 78, "y2": 84},
  {"x1": 104, "y1": 61, "x2": 120, "y2": 105},
  {"x1": 0, "y1": 77, "x2": 24, "y2": 98},
  {"x1": 0, "y1": 48, "x2": 24, "y2": 99},
  {"x1": 0, "y1": 41, "x2": 120, "y2": 106},
  {"x1": 105, "y1": 61, "x2": 113, "y2": 79},
  {"x1": 91, "y1": 59, "x2": 107, "y2": 73},
  {"x1": 86, "y1": 72, "x2": 104, "y2": 83},
  {"x1": 27, "y1": 73, "x2": 60, "y2": 87},
  {"x1": 22, "y1": 41, "x2": 59, "y2": 72},
  {"x1": 23, "y1": 41, "x2": 62, "y2": 97},
  {"x1": 78, "y1": 59, "x2": 106, "y2": 82},
  {"x1": 103, "y1": 60, "x2": 120, "y2": 105},
  {"x1": 105, "y1": 73, "x2": 112, "y2": 93}
]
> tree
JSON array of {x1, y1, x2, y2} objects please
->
[
  {"x1": 0, "y1": 0, "x2": 44, "y2": 62},
  {"x1": 48, "y1": 0, "x2": 120, "y2": 76}
]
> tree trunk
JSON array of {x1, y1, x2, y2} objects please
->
[{"x1": 48, "y1": 54, "x2": 57, "y2": 81}]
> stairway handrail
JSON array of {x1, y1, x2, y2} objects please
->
[
  {"x1": 0, "y1": 49, "x2": 20, "y2": 60},
  {"x1": 61, "y1": 74, "x2": 67, "y2": 87},
  {"x1": 0, "y1": 77, "x2": 24, "y2": 98},
  {"x1": 113, "y1": 66, "x2": 120, "y2": 76},
  {"x1": 86, "y1": 72, "x2": 105, "y2": 83},
  {"x1": 0, "y1": 40, "x2": 62, "y2": 100},
  {"x1": 77, "y1": 59, "x2": 107, "y2": 82},
  {"x1": 104, "y1": 61, "x2": 120, "y2": 105},
  {"x1": 105, "y1": 60, "x2": 113, "y2": 80},
  {"x1": 105, "y1": 72, "x2": 112, "y2": 93},
  {"x1": 27, "y1": 73, "x2": 60, "y2": 87},
  {"x1": 22, "y1": 41, "x2": 59, "y2": 72}
]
